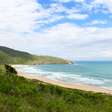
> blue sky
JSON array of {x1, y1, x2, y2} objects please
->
[
  {"x1": 0, "y1": 0, "x2": 112, "y2": 60},
  {"x1": 36, "y1": 0, "x2": 112, "y2": 28}
]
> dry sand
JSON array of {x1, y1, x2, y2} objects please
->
[{"x1": 17, "y1": 71, "x2": 112, "y2": 95}]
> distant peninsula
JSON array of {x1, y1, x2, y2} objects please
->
[{"x1": 0, "y1": 46, "x2": 72, "y2": 64}]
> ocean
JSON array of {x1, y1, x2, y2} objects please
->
[{"x1": 16, "y1": 61, "x2": 112, "y2": 89}]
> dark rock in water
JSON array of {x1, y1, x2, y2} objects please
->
[{"x1": 68, "y1": 61, "x2": 74, "y2": 64}]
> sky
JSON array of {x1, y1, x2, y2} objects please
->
[{"x1": 0, "y1": 0, "x2": 112, "y2": 60}]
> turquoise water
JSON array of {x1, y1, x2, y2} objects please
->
[{"x1": 16, "y1": 61, "x2": 112, "y2": 89}]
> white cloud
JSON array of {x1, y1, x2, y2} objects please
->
[
  {"x1": 0, "y1": 0, "x2": 89, "y2": 34},
  {"x1": 57, "y1": 0, "x2": 84, "y2": 3},
  {"x1": 48, "y1": 3, "x2": 88, "y2": 20},
  {"x1": 0, "y1": 0, "x2": 39, "y2": 33},
  {"x1": 87, "y1": 20, "x2": 107, "y2": 25},
  {"x1": 57, "y1": 0, "x2": 72, "y2": 3},
  {"x1": 0, "y1": 0, "x2": 112, "y2": 60},
  {"x1": 57, "y1": 0, "x2": 112, "y2": 13},
  {"x1": 1, "y1": 22, "x2": 112, "y2": 60},
  {"x1": 0, "y1": 0, "x2": 65, "y2": 33},
  {"x1": 101, "y1": 50, "x2": 112, "y2": 57},
  {"x1": 93, "y1": 0, "x2": 112, "y2": 12},
  {"x1": 75, "y1": 0, "x2": 85, "y2": 2},
  {"x1": 67, "y1": 13, "x2": 88, "y2": 19}
]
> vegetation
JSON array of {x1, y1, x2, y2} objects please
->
[
  {"x1": 0, "y1": 46, "x2": 71, "y2": 64},
  {"x1": 4, "y1": 64, "x2": 17, "y2": 75},
  {"x1": 0, "y1": 65, "x2": 112, "y2": 112}
]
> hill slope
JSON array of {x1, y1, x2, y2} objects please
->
[
  {"x1": 0, "y1": 46, "x2": 71, "y2": 64},
  {"x1": 0, "y1": 65, "x2": 112, "y2": 112}
]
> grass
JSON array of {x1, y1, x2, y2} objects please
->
[
  {"x1": 0, "y1": 46, "x2": 71, "y2": 64},
  {"x1": 0, "y1": 65, "x2": 112, "y2": 112}
]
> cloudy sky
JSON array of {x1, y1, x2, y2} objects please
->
[{"x1": 0, "y1": 0, "x2": 112, "y2": 60}]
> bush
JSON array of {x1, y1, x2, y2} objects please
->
[{"x1": 4, "y1": 64, "x2": 17, "y2": 75}]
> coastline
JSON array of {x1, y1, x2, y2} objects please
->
[{"x1": 17, "y1": 71, "x2": 112, "y2": 95}]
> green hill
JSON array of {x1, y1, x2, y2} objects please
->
[
  {"x1": 0, "y1": 46, "x2": 72, "y2": 64},
  {"x1": 0, "y1": 65, "x2": 112, "y2": 112}
]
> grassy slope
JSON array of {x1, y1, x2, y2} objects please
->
[
  {"x1": 0, "y1": 46, "x2": 71, "y2": 64},
  {"x1": 0, "y1": 65, "x2": 112, "y2": 112}
]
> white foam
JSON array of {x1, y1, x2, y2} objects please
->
[
  {"x1": 15, "y1": 65, "x2": 39, "y2": 74},
  {"x1": 16, "y1": 65, "x2": 108, "y2": 86}
]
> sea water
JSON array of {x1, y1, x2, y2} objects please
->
[{"x1": 16, "y1": 61, "x2": 112, "y2": 89}]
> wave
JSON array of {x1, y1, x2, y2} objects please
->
[
  {"x1": 15, "y1": 65, "x2": 39, "y2": 74},
  {"x1": 45, "y1": 72, "x2": 106, "y2": 85},
  {"x1": 15, "y1": 65, "x2": 109, "y2": 86}
]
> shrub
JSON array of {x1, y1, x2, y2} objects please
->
[{"x1": 4, "y1": 64, "x2": 17, "y2": 75}]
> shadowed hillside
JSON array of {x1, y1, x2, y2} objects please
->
[{"x1": 0, "y1": 46, "x2": 72, "y2": 64}]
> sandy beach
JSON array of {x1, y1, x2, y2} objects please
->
[{"x1": 17, "y1": 71, "x2": 112, "y2": 95}]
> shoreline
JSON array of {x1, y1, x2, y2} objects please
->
[{"x1": 17, "y1": 71, "x2": 112, "y2": 95}]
